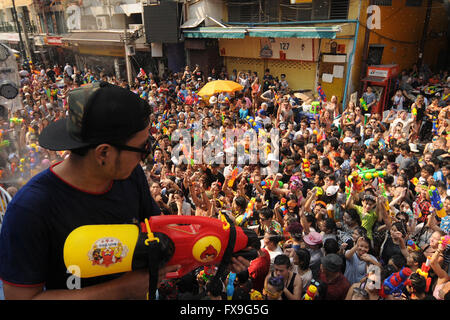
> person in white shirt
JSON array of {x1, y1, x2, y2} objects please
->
[
  {"x1": 391, "y1": 110, "x2": 414, "y2": 136},
  {"x1": 391, "y1": 90, "x2": 406, "y2": 111},
  {"x1": 255, "y1": 109, "x2": 271, "y2": 127},
  {"x1": 261, "y1": 231, "x2": 284, "y2": 269},
  {"x1": 64, "y1": 63, "x2": 73, "y2": 77}
]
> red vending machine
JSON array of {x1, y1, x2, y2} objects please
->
[{"x1": 361, "y1": 64, "x2": 399, "y2": 114}]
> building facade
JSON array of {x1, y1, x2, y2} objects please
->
[{"x1": 0, "y1": 0, "x2": 448, "y2": 106}]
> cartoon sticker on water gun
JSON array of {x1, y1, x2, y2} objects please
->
[{"x1": 88, "y1": 237, "x2": 129, "y2": 268}]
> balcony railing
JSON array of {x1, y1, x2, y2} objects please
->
[{"x1": 0, "y1": 22, "x2": 38, "y2": 34}]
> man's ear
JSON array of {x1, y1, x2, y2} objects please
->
[{"x1": 94, "y1": 144, "x2": 112, "y2": 166}]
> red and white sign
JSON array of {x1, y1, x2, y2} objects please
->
[{"x1": 45, "y1": 36, "x2": 63, "y2": 46}]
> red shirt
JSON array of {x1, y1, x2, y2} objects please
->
[
  {"x1": 319, "y1": 271, "x2": 351, "y2": 300},
  {"x1": 248, "y1": 248, "x2": 270, "y2": 293}
]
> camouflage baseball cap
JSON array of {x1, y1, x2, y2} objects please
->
[{"x1": 39, "y1": 81, "x2": 150, "y2": 151}]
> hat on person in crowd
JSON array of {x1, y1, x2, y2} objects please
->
[
  {"x1": 209, "y1": 96, "x2": 218, "y2": 105},
  {"x1": 409, "y1": 143, "x2": 420, "y2": 153},
  {"x1": 259, "y1": 110, "x2": 268, "y2": 117},
  {"x1": 38, "y1": 81, "x2": 150, "y2": 151},
  {"x1": 303, "y1": 231, "x2": 323, "y2": 246},
  {"x1": 321, "y1": 254, "x2": 343, "y2": 273},
  {"x1": 342, "y1": 137, "x2": 355, "y2": 144},
  {"x1": 326, "y1": 185, "x2": 339, "y2": 197}
]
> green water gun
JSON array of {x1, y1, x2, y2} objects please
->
[
  {"x1": 357, "y1": 166, "x2": 387, "y2": 181},
  {"x1": 360, "y1": 98, "x2": 368, "y2": 112}
]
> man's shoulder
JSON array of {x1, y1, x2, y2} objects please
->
[{"x1": 10, "y1": 168, "x2": 54, "y2": 204}]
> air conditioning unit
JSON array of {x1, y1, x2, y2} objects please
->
[
  {"x1": 129, "y1": 24, "x2": 142, "y2": 32},
  {"x1": 96, "y1": 16, "x2": 109, "y2": 30}
]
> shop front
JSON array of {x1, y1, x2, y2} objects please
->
[
  {"x1": 184, "y1": 26, "x2": 342, "y2": 99},
  {"x1": 61, "y1": 31, "x2": 126, "y2": 79}
]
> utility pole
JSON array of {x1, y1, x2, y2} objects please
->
[
  {"x1": 123, "y1": 24, "x2": 133, "y2": 84},
  {"x1": 359, "y1": 0, "x2": 374, "y2": 97},
  {"x1": 417, "y1": 0, "x2": 433, "y2": 69},
  {"x1": 18, "y1": 11, "x2": 33, "y2": 62},
  {"x1": 11, "y1": 0, "x2": 27, "y2": 61}
]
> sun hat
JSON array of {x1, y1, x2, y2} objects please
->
[
  {"x1": 343, "y1": 137, "x2": 355, "y2": 144},
  {"x1": 303, "y1": 231, "x2": 323, "y2": 246},
  {"x1": 209, "y1": 96, "x2": 218, "y2": 105},
  {"x1": 38, "y1": 81, "x2": 150, "y2": 151}
]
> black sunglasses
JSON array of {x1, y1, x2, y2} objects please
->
[{"x1": 109, "y1": 138, "x2": 151, "y2": 161}]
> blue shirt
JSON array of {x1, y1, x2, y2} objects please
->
[
  {"x1": 239, "y1": 108, "x2": 249, "y2": 119},
  {"x1": 0, "y1": 164, "x2": 160, "y2": 290}
]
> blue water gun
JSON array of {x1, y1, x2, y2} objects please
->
[
  {"x1": 317, "y1": 85, "x2": 327, "y2": 102},
  {"x1": 432, "y1": 116, "x2": 438, "y2": 135},
  {"x1": 246, "y1": 116, "x2": 263, "y2": 134},
  {"x1": 227, "y1": 272, "x2": 236, "y2": 300},
  {"x1": 380, "y1": 267, "x2": 412, "y2": 297},
  {"x1": 428, "y1": 186, "x2": 446, "y2": 218}
]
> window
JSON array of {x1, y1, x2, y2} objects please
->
[
  {"x1": 280, "y1": 0, "x2": 312, "y2": 21},
  {"x1": 227, "y1": 1, "x2": 261, "y2": 23},
  {"x1": 330, "y1": 0, "x2": 349, "y2": 19},
  {"x1": 312, "y1": 0, "x2": 331, "y2": 20},
  {"x1": 405, "y1": 0, "x2": 422, "y2": 6},
  {"x1": 227, "y1": 0, "x2": 280, "y2": 23},
  {"x1": 373, "y1": 0, "x2": 392, "y2": 6},
  {"x1": 367, "y1": 45, "x2": 384, "y2": 66}
]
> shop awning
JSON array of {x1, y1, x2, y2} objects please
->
[
  {"x1": 61, "y1": 31, "x2": 123, "y2": 43},
  {"x1": 247, "y1": 26, "x2": 341, "y2": 39},
  {"x1": 181, "y1": 16, "x2": 206, "y2": 29},
  {"x1": 183, "y1": 27, "x2": 246, "y2": 39},
  {"x1": 183, "y1": 25, "x2": 341, "y2": 40},
  {"x1": 116, "y1": 3, "x2": 143, "y2": 16},
  {"x1": 361, "y1": 76, "x2": 388, "y2": 83}
]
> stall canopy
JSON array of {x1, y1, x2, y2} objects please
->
[
  {"x1": 183, "y1": 25, "x2": 341, "y2": 40},
  {"x1": 247, "y1": 26, "x2": 341, "y2": 39}
]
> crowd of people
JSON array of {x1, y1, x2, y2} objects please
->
[{"x1": 0, "y1": 58, "x2": 449, "y2": 301}]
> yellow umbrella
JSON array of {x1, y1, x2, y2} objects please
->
[{"x1": 197, "y1": 80, "x2": 243, "y2": 97}]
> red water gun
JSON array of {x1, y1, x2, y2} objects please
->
[
  {"x1": 348, "y1": 171, "x2": 363, "y2": 192},
  {"x1": 405, "y1": 256, "x2": 432, "y2": 293},
  {"x1": 280, "y1": 198, "x2": 287, "y2": 216},
  {"x1": 379, "y1": 267, "x2": 412, "y2": 298},
  {"x1": 302, "y1": 159, "x2": 311, "y2": 178},
  {"x1": 317, "y1": 86, "x2": 327, "y2": 102},
  {"x1": 63, "y1": 216, "x2": 259, "y2": 298},
  {"x1": 227, "y1": 167, "x2": 239, "y2": 188},
  {"x1": 416, "y1": 256, "x2": 432, "y2": 292}
]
